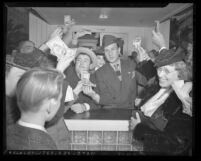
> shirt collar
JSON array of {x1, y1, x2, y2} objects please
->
[
  {"x1": 18, "y1": 119, "x2": 47, "y2": 133},
  {"x1": 110, "y1": 59, "x2": 121, "y2": 70}
]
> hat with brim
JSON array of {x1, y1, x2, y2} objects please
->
[
  {"x1": 75, "y1": 47, "x2": 97, "y2": 70},
  {"x1": 93, "y1": 47, "x2": 104, "y2": 56},
  {"x1": 154, "y1": 47, "x2": 185, "y2": 68},
  {"x1": 101, "y1": 35, "x2": 119, "y2": 49}
]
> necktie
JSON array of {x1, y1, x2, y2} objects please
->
[{"x1": 114, "y1": 64, "x2": 121, "y2": 80}]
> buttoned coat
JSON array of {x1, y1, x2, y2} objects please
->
[{"x1": 94, "y1": 58, "x2": 147, "y2": 108}]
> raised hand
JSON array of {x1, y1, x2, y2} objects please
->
[
  {"x1": 49, "y1": 27, "x2": 64, "y2": 39},
  {"x1": 152, "y1": 29, "x2": 166, "y2": 50},
  {"x1": 82, "y1": 85, "x2": 96, "y2": 98},
  {"x1": 129, "y1": 112, "x2": 141, "y2": 130}
]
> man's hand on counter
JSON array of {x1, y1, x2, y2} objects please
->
[
  {"x1": 82, "y1": 86, "x2": 100, "y2": 103},
  {"x1": 70, "y1": 103, "x2": 89, "y2": 114}
]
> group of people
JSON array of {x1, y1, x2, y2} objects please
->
[{"x1": 6, "y1": 21, "x2": 193, "y2": 155}]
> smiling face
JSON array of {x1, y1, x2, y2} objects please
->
[
  {"x1": 104, "y1": 43, "x2": 120, "y2": 64},
  {"x1": 157, "y1": 64, "x2": 179, "y2": 88},
  {"x1": 75, "y1": 54, "x2": 91, "y2": 74}
]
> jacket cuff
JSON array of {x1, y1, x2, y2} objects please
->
[{"x1": 159, "y1": 47, "x2": 166, "y2": 53}]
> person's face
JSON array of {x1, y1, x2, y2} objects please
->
[
  {"x1": 20, "y1": 41, "x2": 35, "y2": 54},
  {"x1": 148, "y1": 52, "x2": 155, "y2": 62},
  {"x1": 157, "y1": 65, "x2": 179, "y2": 88},
  {"x1": 96, "y1": 55, "x2": 105, "y2": 67},
  {"x1": 104, "y1": 43, "x2": 120, "y2": 63},
  {"x1": 75, "y1": 54, "x2": 91, "y2": 74}
]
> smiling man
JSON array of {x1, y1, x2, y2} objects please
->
[
  {"x1": 83, "y1": 35, "x2": 148, "y2": 109},
  {"x1": 63, "y1": 47, "x2": 99, "y2": 114}
]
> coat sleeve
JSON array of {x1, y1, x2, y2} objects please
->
[{"x1": 94, "y1": 71, "x2": 115, "y2": 105}]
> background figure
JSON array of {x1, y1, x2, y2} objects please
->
[
  {"x1": 128, "y1": 51, "x2": 138, "y2": 64},
  {"x1": 94, "y1": 47, "x2": 106, "y2": 71},
  {"x1": 7, "y1": 68, "x2": 65, "y2": 150},
  {"x1": 133, "y1": 45, "x2": 159, "y2": 103},
  {"x1": 147, "y1": 49, "x2": 159, "y2": 63}
]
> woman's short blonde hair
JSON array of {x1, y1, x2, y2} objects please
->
[{"x1": 16, "y1": 68, "x2": 64, "y2": 113}]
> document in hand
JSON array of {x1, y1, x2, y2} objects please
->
[{"x1": 46, "y1": 36, "x2": 76, "y2": 61}]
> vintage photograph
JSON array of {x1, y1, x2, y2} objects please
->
[{"x1": 5, "y1": 3, "x2": 193, "y2": 155}]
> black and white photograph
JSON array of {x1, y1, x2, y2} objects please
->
[{"x1": 4, "y1": 3, "x2": 193, "y2": 156}]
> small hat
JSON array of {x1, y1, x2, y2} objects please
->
[
  {"x1": 93, "y1": 47, "x2": 104, "y2": 56},
  {"x1": 75, "y1": 47, "x2": 97, "y2": 70},
  {"x1": 154, "y1": 47, "x2": 185, "y2": 68},
  {"x1": 101, "y1": 35, "x2": 119, "y2": 49}
]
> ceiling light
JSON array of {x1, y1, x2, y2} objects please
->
[{"x1": 99, "y1": 14, "x2": 108, "y2": 19}]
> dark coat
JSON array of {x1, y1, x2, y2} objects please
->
[
  {"x1": 136, "y1": 60, "x2": 157, "y2": 81},
  {"x1": 7, "y1": 124, "x2": 57, "y2": 150},
  {"x1": 94, "y1": 58, "x2": 147, "y2": 108},
  {"x1": 133, "y1": 91, "x2": 192, "y2": 155}
]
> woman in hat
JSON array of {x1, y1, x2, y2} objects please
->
[{"x1": 129, "y1": 30, "x2": 192, "y2": 155}]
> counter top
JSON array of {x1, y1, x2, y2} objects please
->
[
  {"x1": 64, "y1": 108, "x2": 132, "y2": 120},
  {"x1": 64, "y1": 108, "x2": 133, "y2": 131}
]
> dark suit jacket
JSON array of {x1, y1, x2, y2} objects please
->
[
  {"x1": 7, "y1": 124, "x2": 57, "y2": 150},
  {"x1": 94, "y1": 58, "x2": 147, "y2": 108},
  {"x1": 64, "y1": 63, "x2": 100, "y2": 110}
]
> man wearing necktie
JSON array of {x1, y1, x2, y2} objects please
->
[
  {"x1": 83, "y1": 35, "x2": 148, "y2": 109},
  {"x1": 113, "y1": 62, "x2": 121, "y2": 81}
]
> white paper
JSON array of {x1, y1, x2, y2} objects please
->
[
  {"x1": 133, "y1": 37, "x2": 142, "y2": 49},
  {"x1": 65, "y1": 85, "x2": 74, "y2": 102},
  {"x1": 46, "y1": 36, "x2": 76, "y2": 61}
]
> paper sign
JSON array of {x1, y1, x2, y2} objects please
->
[{"x1": 46, "y1": 36, "x2": 76, "y2": 60}]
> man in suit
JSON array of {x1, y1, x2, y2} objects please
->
[{"x1": 83, "y1": 35, "x2": 148, "y2": 109}]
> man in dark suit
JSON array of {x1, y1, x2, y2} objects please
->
[{"x1": 83, "y1": 35, "x2": 148, "y2": 109}]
